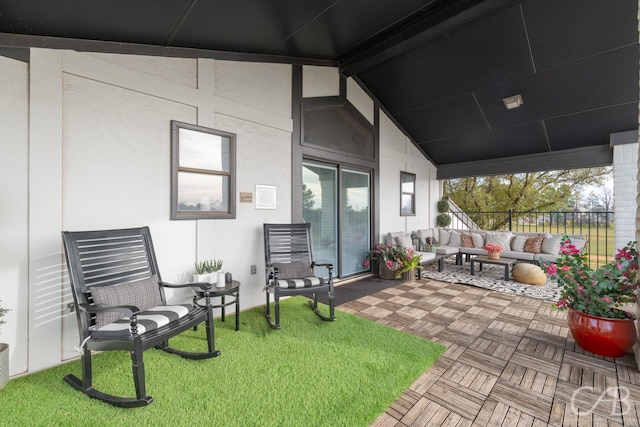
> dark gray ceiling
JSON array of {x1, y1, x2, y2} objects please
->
[{"x1": 0, "y1": 0, "x2": 637, "y2": 178}]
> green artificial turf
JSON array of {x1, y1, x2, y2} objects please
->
[{"x1": 0, "y1": 297, "x2": 445, "y2": 426}]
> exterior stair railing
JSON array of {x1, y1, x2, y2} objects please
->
[{"x1": 446, "y1": 206, "x2": 614, "y2": 268}]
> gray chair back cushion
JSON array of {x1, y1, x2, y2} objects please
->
[
  {"x1": 91, "y1": 275, "x2": 162, "y2": 328},
  {"x1": 273, "y1": 261, "x2": 315, "y2": 279}
]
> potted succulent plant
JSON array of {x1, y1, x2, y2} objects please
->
[
  {"x1": 194, "y1": 260, "x2": 211, "y2": 283},
  {"x1": 193, "y1": 259, "x2": 224, "y2": 283},
  {"x1": 0, "y1": 300, "x2": 9, "y2": 390}
]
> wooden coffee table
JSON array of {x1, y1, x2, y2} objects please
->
[{"x1": 470, "y1": 256, "x2": 516, "y2": 281}]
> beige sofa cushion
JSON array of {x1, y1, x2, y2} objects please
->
[
  {"x1": 416, "y1": 228, "x2": 437, "y2": 245},
  {"x1": 439, "y1": 228, "x2": 452, "y2": 245},
  {"x1": 484, "y1": 231, "x2": 513, "y2": 252},
  {"x1": 448, "y1": 230, "x2": 462, "y2": 247},
  {"x1": 541, "y1": 235, "x2": 562, "y2": 254},
  {"x1": 471, "y1": 232, "x2": 485, "y2": 248},
  {"x1": 570, "y1": 238, "x2": 588, "y2": 251},
  {"x1": 435, "y1": 246, "x2": 460, "y2": 255},
  {"x1": 385, "y1": 232, "x2": 404, "y2": 246},
  {"x1": 511, "y1": 235, "x2": 527, "y2": 252},
  {"x1": 500, "y1": 251, "x2": 535, "y2": 261},
  {"x1": 395, "y1": 234, "x2": 414, "y2": 250}
]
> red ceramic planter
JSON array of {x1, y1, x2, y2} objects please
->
[{"x1": 567, "y1": 308, "x2": 637, "y2": 358}]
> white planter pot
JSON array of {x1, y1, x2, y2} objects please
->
[
  {"x1": 193, "y1": 273, "x2": 210, "y2": 283},
  {"x1": 0, "y1": 343, "x2": 8, "y2": 390}
]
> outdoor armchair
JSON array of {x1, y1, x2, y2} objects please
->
[
  {"x1": 263, "y1": 223, "x2": 335, "y2": 329},
  {"x1": 62, "y1": 226, "x2": 221, "y2": 407}
]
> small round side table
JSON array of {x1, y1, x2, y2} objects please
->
[{"x1": 192, "y1": 280, "x2": 240, "y2": 331}]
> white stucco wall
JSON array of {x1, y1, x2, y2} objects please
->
[
  {"x1": 0, "y1": 55, "x2": 29, "y2": 376},
  {"x1": 3, "y1": 49, "x2": 295, "y2": 375},
  {"x1": 613, "y1": 142, "x2": 639, "y2": 248},
  {"x1": 302, "y1": 65, "x2": 339, "y2": 98},
  {"x1": 347, "y1": 77, "x2": 374, "y2": 125},
  {"x1": 378, "y1": 111, "x2": 438, "y2": 239},
  {"x1": 2, "y1": 52, "x2": 439, "y2": 377}
]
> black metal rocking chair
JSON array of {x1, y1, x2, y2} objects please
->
[
  {"x1": 263, "y1": 223, "x2": 336, "y2": 329},
  {"x1": 62, "y1": 226, "x2": 221, "y2": 407}
]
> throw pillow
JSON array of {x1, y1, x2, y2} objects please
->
[
  {"x1": 523, "y1": 235, "x2": 545, "y2": 254},
  {"x1": 484, "y1": 231, "x2": 513, "y2": 252},
  {"x1": 461, "y1": 232, "x2": 474, "y2": 248},
  {"x1": 570, "y1": 238, "x2": 588, "y2": 251},
  {"x1": 471, "y1": 232, "x2": 485, "y2": 248},
  {"x1": 385, "y1": 232, "x2": 404, "y2": 246},
  {"x1": 511, "y1": 235, "x2": 527, "y2": 252},
  {"x1": 448, "y1": 231, "x2": 462, "y2": 247},
  {"x1": 395, "y1": 234, "x2": 414, "y2": 250},
  {"x1": 273, "y1": 261, "x2": 315, "y2": 280},
  {"x1": 541, "y1": 235, "x2": 562, "y2": 254},
  {"x1": 439, "y1": 228, "x2": 452, "y2": 245},
  {"x1": 91, "y1": 274, "x2": 163, "y2": 329},
  {"x1": 416, "y1": 229, "x2": 432, "y2": 244}
]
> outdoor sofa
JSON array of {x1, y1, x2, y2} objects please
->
[{"x1": 386, "y1": 228, "x2": 587, "y2": 265}]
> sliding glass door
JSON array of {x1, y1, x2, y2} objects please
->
[{"x1": 303, "y1": 161, "x2": 370, "y2": 278}]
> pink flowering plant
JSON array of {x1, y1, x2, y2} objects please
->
[
  {"x1": 541, "y1": 236, "x2": 638, "y2": 319},
  {"x1": 364, "y1": 243, "x2": 422, "y2": 278},
  {"x1": 483, "y1": 243, "x2": 502, "y2": 253}
]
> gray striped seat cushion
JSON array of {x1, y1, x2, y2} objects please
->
[
  {"x1": 90, "y1": 304, "x2": 192, "y2": 338},
  {"x1": 274, "y1": 276, "x2": 325, "y2": 289}
]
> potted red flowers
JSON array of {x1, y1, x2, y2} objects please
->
[
  {"x1": 364, "y1": 243, "x2": 423, "y2": 280},
  {"x1": 541, "y1": 237, "x2": 638, "y2": 357},
  {"x1": 483, "y1": 243, "x2": 502, "y2": 260}
]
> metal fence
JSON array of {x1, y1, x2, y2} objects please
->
[{"x1": 449, "y1": 209, "x2": 615, "y2": 267}]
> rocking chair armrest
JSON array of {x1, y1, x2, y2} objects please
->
[
  {"x1": 265, "y1": 264, "x2": 277, "y2": 277},
  {"x1": 311, "y1": 262, "x2": 333, "y2": 274},
  {"x1": 79, "y1": 302, "x2": 140, "y2": 317},
  {"x1": 160, "y1": 280, "x2": 212, "y2": 291}
]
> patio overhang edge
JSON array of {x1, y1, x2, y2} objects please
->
[{"x1": 436, "y1": 145, "x2": 614, "y2": 179}]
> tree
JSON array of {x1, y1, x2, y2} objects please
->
[
  {"x1": 302, "y1": 184, "x2": 315, "y2": 210},
  {"x1": 443, "y1": 167, "x2": 612, "y2": 228},
  {"x1": 583, "y1": 185, "x2": 613, "y2": 212}
]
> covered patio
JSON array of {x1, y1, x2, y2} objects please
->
[
  {"x1": 334, "y1": 275, "x2": 640, "y2": 426},
  {"x1": 0, "y1": 1, "x2": 638, "y2": 424}
]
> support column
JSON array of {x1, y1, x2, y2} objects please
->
[
  {"x1": 612, "y1": 134, "x2": 638, "y2": 249},
  {"x1": 634, "y1": 0, "x2": 640, "y2": 369}
]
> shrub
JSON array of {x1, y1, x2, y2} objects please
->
[
  {"x1": 437, "y1": 213, "x2": 451, "y2": 227},
  {"x1": 437, "y1": 199, "x2": 450, "y2": 213}
]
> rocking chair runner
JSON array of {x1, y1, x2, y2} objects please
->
[
  {"x1": 62, "y1": 227, "x2": 221, "y2": 408},
  {"x1": 263, "y1": 223, "x2": 336, "y2": 329}
]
